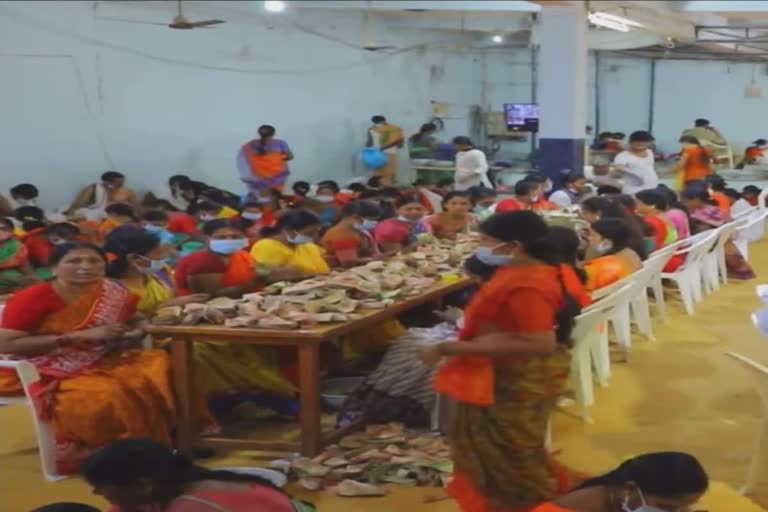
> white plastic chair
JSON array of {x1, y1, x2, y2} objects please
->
[
  {"x1": 726, "y1": 352, "x2": 768, "y2": 495},
  {"x1": 646, "y1": 239, "x2": 689, "y2": 323},
  {"x1": 702, "y1": 220, "x2": 743, "y2": 293},
  {"x1": 759, "y1": 188, "x2": 768, "y2": 213},
  {"x1": 0, "y1": 360, "x2": 64, "y2": 481},
  {"x1": 572, "y1": 283, "x2": 633, "y2": 422},
  {"x1": 660, "y1": 231, "x2": 719, "y2": 315},
  {"x1": 735, "y1": 209, "x2": 768, "y2": 261}
]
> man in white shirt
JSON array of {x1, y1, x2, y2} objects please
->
[
  {"x1": 453, "y1": 136, "x2": 492, "y2": 191},
  {"x1": 610, "y1": 131, "x2": 659, "y2": 195},
  {"x1": 549, "y1": 174, "x2": 590, "y2": 209}
]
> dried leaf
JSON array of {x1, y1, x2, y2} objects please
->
[{"x1": 337, "y1": 479, "x2": 386, "y2": 497}]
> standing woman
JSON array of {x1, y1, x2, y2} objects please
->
[
  {"x1": 674, "y1": 136, "x2": 713, "y2": 189},
  {"x1": 237, "y1": 125, "x2": 294, "y2": 194},
  {"x1": 453, "y1": 137, "x2": 492, "y2": 191},
  {"x1": 419, "y1": 211, "x2": 588, "y2": 512}
]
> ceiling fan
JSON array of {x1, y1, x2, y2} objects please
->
[{"x1": 100, "y1": 0, "x2": 225, "y2": 30}]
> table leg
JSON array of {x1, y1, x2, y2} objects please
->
[
  {"x1": 171, "y1": 335, "x2": 196, "y2": 455},
  {"x1": 298, "y1": 343, "x2": 321, "y2": 456}
]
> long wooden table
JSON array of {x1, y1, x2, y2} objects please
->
[{"x1": 147, "y1": 278, "x2": 471, "y2": 457}]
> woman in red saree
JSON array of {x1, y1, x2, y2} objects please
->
[
  {"x1": 321, "y1": 200, "x2": 382, "y2": 266},
  {"x1": 531, "y1": 452, "x2": 708, "y2": 512},
  {"x1": 0, "y1": 242, "x2": 174, "y2": 474},
  {"x1": 420, "y1": 211, "x2": 590, "y2": 512}
]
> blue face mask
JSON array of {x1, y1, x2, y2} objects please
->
[
  {"x1": 287, "y1": 233, "x2": 313, "y2": 245},
  {"x1": 355, "y1": 219, "x2": 378, "y2": 232},
  {"x1": 144, "y1": 224, "x2": 165, "y2": 234},
  {"x1": 474, "y1": 245, "x2": 513, "y2": 266},
  {"x1": 209, "y1": 238, "x2": 248, "y2": 254}
]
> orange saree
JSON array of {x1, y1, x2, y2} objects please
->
[
  {"x1": 583, "y1": 254, "x2": 634, "y2": 291},
  {"x1": 0, "y1": 279, "x2": 175, "y2": 474}
]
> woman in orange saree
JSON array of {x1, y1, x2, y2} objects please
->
[
  {"x1": 237, "y1": 125, "x2": 293, "y2": 194},
  {"x1": 583, "y1": 218, "x2": 643, "y2": 292},
  {"x1": 0, "y1": 242, "x2": 174, "y2": 474},
  {"x1": 530, "y1": 452, "x2": 708, "y2": 512},
  {"x1": 420, "y1": 211, "x2": 589, "y2": 512}
]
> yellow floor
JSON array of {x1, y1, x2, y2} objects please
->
[{"x1": 4, "y1": 243, "x2": 768, "y2": 510}]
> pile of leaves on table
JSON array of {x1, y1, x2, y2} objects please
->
[
  {"x1": 150, "y1": 235, "x2": 477, "y2": 330},
  {"x1": 269, "y1": 423, "x2": 452, "y2": 497}
]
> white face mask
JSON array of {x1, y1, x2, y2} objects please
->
[
  {"x1": 595, "y1": 240, "x2": 613, "y2": 254},
  {"x1": 241, "y1": 211, "x2": 263, "y2": 221},
  {"x1": 315, "y1": 195, "x2": 335, "y2": 204},
  {"x1": 622, "y1": 489, "x2": 668, "y2": 512},
  {"x1": 199, "y1": 213, "x2": 216, "y2": 222}
]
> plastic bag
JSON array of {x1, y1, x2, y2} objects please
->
[{"x1": 361, "y1": 147, "x2": 387, "y2": 170}]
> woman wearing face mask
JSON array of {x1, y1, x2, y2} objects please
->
[
  {"x1": 419, "y1": 211, "x2": 590, "y2": 512},
  {"x1": 311, "y1": 183, "x2": 341, "y2": 227},
  {"x1": 104, "y1": 228, "x2": 208, "y2": 314},
  {"x1": 424, "y1": 191, "x2": 476, "y2": 240},
  {"x1": 321, "y1": 200, "x2": 382, "y2": 267},
  {"x1": 531, "y1": 451, "x2": 708, "y2": 512},
  {"x1": 373, "y1": 193, "x2": 428, "y2": 254},
  {"x1": 237, "y1": 124, "x2": 294, "y2": 194},
  {"x1": 583, "y1": 218, "x2": 642, "y2": 292},
  {"x1": 0, "y1": 217, "x2": 45, "y2": 292},
  {"x1": 251, "y1": 209, "x2": 329, "y2": 276},
  {"x1": 579, "y1": 197, "x2": 649, "y2": 261},
  {"x1": 174, "y1": 219, "x2": 260, "y2": 298},
  {"x1": 0, "y1": 242, "x2": 173, "y2": 474},
  {"x1": 468, "y1": 186, "x2": 498, "y2": 220}
]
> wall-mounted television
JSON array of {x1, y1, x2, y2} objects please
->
[{"x1": 503, "y1": 103, "x2": 539, "y2": 133}]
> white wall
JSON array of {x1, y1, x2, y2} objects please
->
[{"x1": 0, "y1": 1, "x2": 482, "y2": 208}]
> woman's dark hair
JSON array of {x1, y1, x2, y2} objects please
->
[
  {"x1": 202, "y1": 218, "x2": 246, "y2": 236},
  {"x1": 514, "y1": 180, "x2": 538, "y2": 196},
  {"x1": 260, "y1": 209, "x2": 320, "y2": 238},
  {"x1": 581, "y1": 197, "x2": 648, "y2": 259},
  {"x1": 105, "y1": 202, "x2": 137, "y2": 220},
  {"x1": 681, "y1": 183, "x2": 713, "y2": 203},
  {"x1": 14, "y1": 206, "x2": 46, "y2": 231},
  {"x1": 32, "y1": 503, "x2": 101, "y2": 512},
  {"x1": 441, "y1": 191, "x2": 470, "y2": 207},
  {"x1": 591, "y1": 218, "x2": 633, "y2": 255},
  {"x1": 49, "y1": 242, "x2": 107, "y2": 267},
  {"x1": 753, "y1": 139, "x2": 767, "y2": 146},
  {"x1": 395, "y1": 193, "x2": 424, "y2": 209},
  {"x1": 597, "y1": 185, "x2": 622, "y2": 195},
  {"x1": 479, "y1": 211, "x2": 582, "y2": 345},
  {"x1": 655, "y1": 185, "x2": 686, "y2": 212},
  {"x1": 341, "y1": 200, "x2": 381, "y2": 219},
  {"x1": 409, "y1": 122, "x2": 437, "y2": 143},
  {"x1": 104, "y1": 229, "x2": 161, "y2": 278},
  {"x1": 292, "y1": 181, "x2": 310, "y2": 196},
  {"x1": 0, "y1": 217, "x2": 15, "y2": 231},
  {"x1": 548, "y1": 225, "x2": 587, "y2": 283},
  {"x1": 577, "y1": 452, "x2": 708, "y2": 496},
  {"x1": 47, "y1": 222, "x2": 81, "y2": 238},
  {"x1": 706, "y1": 174, "x2": 727, "y2": 192},
  {"x1": 347, "y1": 183, "x2": 367, "y2": 194},
  {"x1": 635, "y1": 189, "x2": 669, "y2": 211},
  {"x1": 724, "y1": 188, "x2": 741, "y2": 201},
  {"x1": 83, "y1": 439, "x2": 283, "y2": 508},
  {"x1": 317, "y1": 180, "x2": 340, "y2": 194},
  {"x1": 142, "y1": 209, "x2": 168, "y2": 222},
  {"x1": 468, "y1": 186, "x2": 497, "y2": 204},
  {"x1": 463, "y1": 255, "x2": 496, "y2": 282},
  {"x1": 744, "y1": 185, "x2": 762, "y2": 195},
  {"x1": 628, "y1": 131, "x2": 654, "y2": 143},
  {"x1": 168, "y1": 175, "x2": 190, "y2": 189},
  {"x1": 257, "y1": 124, "x2": 276, "y2": 155},
  {"x1": 452, "y1": 136, "x2": 473, "y2": 147},
  {"x1": 10, "y1": 183, "x2": 39, "y2": 199}
]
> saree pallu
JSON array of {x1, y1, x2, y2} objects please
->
[
  {"x1": 448, "y1": 356, "x2": 573, "y2": 512},
  {"x1": 690, "y1": 207, "x2": 755, "y2": 281},
  {"x1": 0, "y1": 279, "x2": 174, "y2": 474},
  {"x1": 237, "y1": 140, "x2": 290, "y2": 192}
]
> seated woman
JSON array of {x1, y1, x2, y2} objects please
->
[
  {"x1": 742, "y1": 184, "x2": 763, "y2": 207},
  {"x1": 634, "y1": 189, "x2": 684, "y2": 271},
  {"x1": 106, "y1": 228, "x2": 295, "y2": 403},
  {"x1": 23, "y1": 221, "x2": 82, "y2": 269},
  {"x1": 250, "y1": 209, "x2": 328, "y2": 277},
  {"x1": 288, "y1": 181, "x2": 310, "y2": 206},
  {"x1": 239, "y1": 201, "x2": 277, "y2": 244},
  {"x1": 0, "y1": 242, "x2": 174, "y2": 474},
  {"x1": 0, "y1": 217, "x2": 47, "y2": 292},
  {"x1": 468, "y1": 186, "x2": 498, "y2": 220},
  {"x1": 656, "y1": 185, "x2": 691, "y2": 240},
  {"x1": 531, "y1": 452, "x2": 708, "y2": 512},
  {"x1": 424, "y1": 191, "x2": 476, "y2": 240},
  {"x1": 681, "y1": 185, "x2": 755, "y2": 280},
  {"x1": 583, "y1": 218, "x2": 643, "y2": 291},
  {"x1": 321, "y1": 200, "x2": 382, "y2": 267},
  {"x1": 579, "y1": 196, "x2": 648, "y2": 261},
  {"x1": 175, "y1": 219, "x2": 260, "y2": 297},
  {"x1": 98, "y1": 203, "x2": 137, "y2": 240},
  {"x1": 84, "y1": 439, "x2": 298, "y2": 512},
  {"x1": 143, "y1": 174, "x2": 193, "y2": 212},
  {"x1": 373, "y1": 193, "x2": 428, "y2": 254}
]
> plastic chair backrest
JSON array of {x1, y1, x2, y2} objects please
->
[
  {"x1": 727, "y1": 352, "x2": 768, "y2": 410},
  {"x1": 759, "y1": 188, "x2": 768, "y2": 213},
  {"x1": 733, "y1": 206, "x2": 758, "y2": 220},
  {"x1": 0, "y1": 360, "x2": 40, "y2": 403},
  {"x1": 677, "y1": 231, "x2": 719, "y2": 270},
  {"x1": 711, "y1": 221, "x2": 741, "y2": 252},
  {"x1": 584, "y1": 281, "x2": 635, "y2": 314},
  {"x1": 737, "y1": 210, "x2": 768, "y2": 242}
]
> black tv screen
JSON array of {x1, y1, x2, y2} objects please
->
[{"x1": 504, "y1": 103, "x2": 539, "y2": 133}]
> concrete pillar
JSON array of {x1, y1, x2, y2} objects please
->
[{"x1": 537, "y1": 3, "x2": 588, "y2": 187}]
